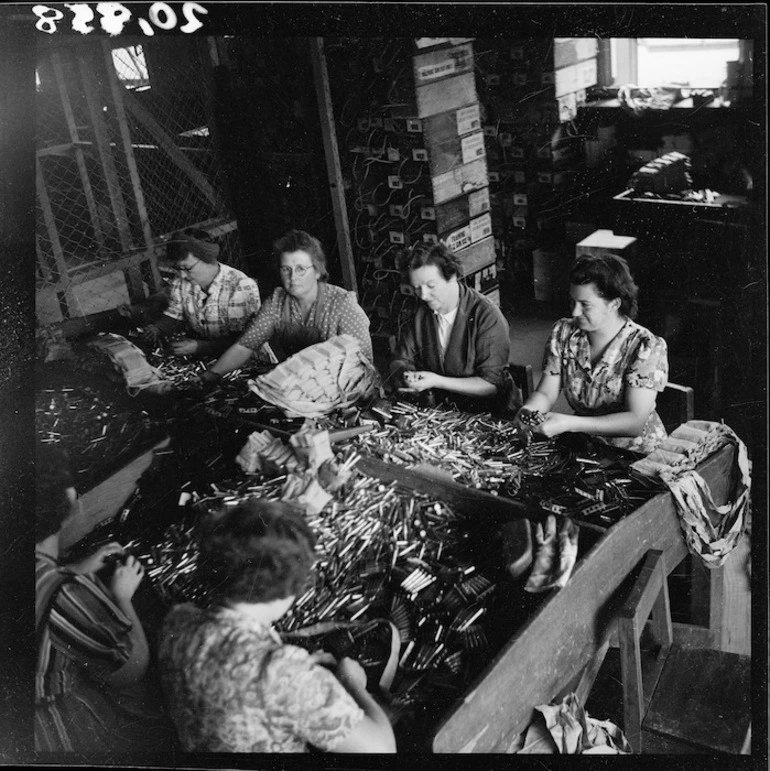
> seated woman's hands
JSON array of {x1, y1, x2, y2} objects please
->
[
  {"x1": 67, "y1": 541, "x2": 126, "y2": 576},
  {"x1": 514, "y1": 408, "x2": 576, "y2": 440},
  {"x1": 401, "y1": 370, "x2": 440, "y2": 393},
  {"x1": 109, "y1": 555, "x2": 145, "y2": 604},
  {"x1": 533, "y1": 411, "x2": 576, "y2": 438},
  {"x1": 169, "y1": 338, "x2": 199, "y2": 357}
]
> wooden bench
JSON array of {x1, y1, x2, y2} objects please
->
[{"x1": 619, "y1": 549, "x2": 751, "y2": 754}]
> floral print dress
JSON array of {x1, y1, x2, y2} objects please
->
[
  {"x1": 158, "y1": 604, "x2": 364, "y2": 753},
  {"x1": 542, "y1": 318, "x2": 669, "y2": 454}
]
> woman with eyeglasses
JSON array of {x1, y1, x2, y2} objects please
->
[
  {"x1": 515, "y1": 253, "x2": 669, "y2": 454},
  {"x1": 199, "y1": 230, "x2": 372, "y2": 385},
  {"x1": 139, "y1": 228, "x2": 262, "y2": 358}
]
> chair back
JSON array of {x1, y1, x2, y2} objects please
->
[
  {"x1": 506, "y1": 363, "x2": 535, "y2": 411},
  {"x1": 656, "y1": 382, "x2": 695, "y2": 432}
]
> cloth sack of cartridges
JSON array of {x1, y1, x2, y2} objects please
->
[
  {"x1": 247, "y1": 335, "x2": 380, "y2": 418},
  {"x1": 87, "y1": 333, "x2": 171, "y2": 396},
  {"x1": 630, "y1": 420, "x2": 751, "y2": 568}
]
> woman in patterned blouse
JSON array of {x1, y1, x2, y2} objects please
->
[
  {"x1": 158, "y1": 499, "x2": 396, "y2": 753},
  {"x1": 515, "y1": 253, "x2": 669, "y2": 454},
  {"x1": 199, "y1": 230, "x2": 372, "y2": 385},
  {"x1": 139, "y1": 228, "x2": 262, "y2": 358}
]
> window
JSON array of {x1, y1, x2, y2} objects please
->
[
  {"x1": 111, "y1": 45, "x2": 151, "y2": 91},
  {"x1": 607, "y1": 38, "x2": 742, "y2": 89}
]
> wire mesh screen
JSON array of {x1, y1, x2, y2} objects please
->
[{"x1": 35, "y1": 37, "x2": 242, "y2": 328}]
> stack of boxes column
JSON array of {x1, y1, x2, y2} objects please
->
[
  {"x1": 475, "y1": 37, "x2": 599, "y2": 306},
  {"x1": 414, "y1": 39, "x2": 499, "y2": 306}
]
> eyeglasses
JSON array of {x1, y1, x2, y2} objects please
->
[
  {"x1": 280, "y1": 265, "x2": 313, "y2": 277},
  {"x1": 178, "y1": 259, "x2": 201, "y2": 273}
]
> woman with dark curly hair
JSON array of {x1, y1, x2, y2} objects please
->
[
  {"x1": 158, "y1": 499, "x2": 395, "y2": 753},
  {"x1": 515, "y1": 253, "x2": 669, "y2": 454},
  {"x1": 389, "y1": 242, "x2": 511, "y2": 410},
  {"x1": 35, "y1": 444, "x2": 172, "y2": 753}
]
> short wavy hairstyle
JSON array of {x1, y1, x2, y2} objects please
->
[
  {"x1": 407, "y1": 242, "x2": 463, "y2": 280},
  {"x1": 273, "y1": 230, "x2": 329, "y2": 281},
  {"x1": 36, "y1": 443, "x2": 76, "y2": 543},
  {"x1": 570, "y1": 253, "x2": 639, "y2": 320},
  {"x1": 196, "y1": 498, "x2": 317, "y2": 605},
  {"x1": 165, "y1": 227, "x2": 220, "y2": 265}
]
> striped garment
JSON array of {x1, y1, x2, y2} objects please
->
[
  {"x1": 163, "y1": 262, "x2": 261, "y2": 340},
  {"x1": 34, "y1": 553, "x2": 147, "y2": 753}
]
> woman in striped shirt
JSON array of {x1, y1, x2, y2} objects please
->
[{"x1": 34, "y1": 444, "x2": 174, "y2": 754}]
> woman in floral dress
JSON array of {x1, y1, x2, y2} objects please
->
[
  {"x1": 158, "y1": 498, "x2": 395, "y2": 753},
  {"x1": 515, "y1": 253, "x2": 668, "y2": 454}
]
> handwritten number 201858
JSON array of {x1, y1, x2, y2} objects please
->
[{"x1": 33, "y1": 3, "x2": 208, "y2": 35}]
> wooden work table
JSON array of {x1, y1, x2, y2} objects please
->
[
  {"x1": 430, "y1": 442, "x2": 742, "y2": 753},
  {"x1": 69, "y1": 414, "x2": 747, "y2": 754}
]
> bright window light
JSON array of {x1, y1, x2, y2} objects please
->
[
  {"x1": 111, "y1": 45, "x2": 150, "y2": 91},
  {"x1": 611, "y1": 38, "x2": 741, "y2": 88}
]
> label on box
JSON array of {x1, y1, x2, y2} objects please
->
[
  {"x1": 417, "y1": 58, "x2": 457, "y2": 82},
  {"x1": 415, "y1": 37, "x2": 474, "y2": 49},
  {"x1": 444, "y1": 224, "x2": 472, "y2": 253},
  {"x1": 470, "y1": 213, "x2": 492, "y2": 243},
  {"x1": 461, "y1": 132, "x2": 486, "y2": 165},
  {"x1": 469, "y1": 187, "x2": 490, "y2": 217},
  {"x1": 456, "y1": 104, "x2": 481, "y2": 135}
]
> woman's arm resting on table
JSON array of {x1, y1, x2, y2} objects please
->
[
  {"x1": 404, "y1": 371, "x2": 498, "y2": 398},
  {"x1": 189, "y1": 336, "x2": 241, "y2": 359},
  {"x1": 102, "y1": 558, "x2": 150, "y2": 690},
  {"x1": 538, "y1": 385, "x2": 658, "y2": 439},
  {"x1": 206, "y1": 342, "x2": 254, "y2": 377},
  {"x1": 517, "y1": 372, "x2": 562, "y2": 418}
]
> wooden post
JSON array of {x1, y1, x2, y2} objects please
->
[
  {"x1": 309, "y1": 37, "x2": 358, "y2": 295},
  {"x1": 121, "y1": 88, "x2": 223, "y2": 211},
  {"x1": 76, "y1": 49, "x2": 145, "y2": 302},
  {"x1": 100, "y1": 40, "x2": 160, "y2": 293},
  {"x1": 36, "y1": 157, "x2": 76, "y2": 315},
  {"x1": 50, "y1": 51, "x2": 108, "y2": 255}
]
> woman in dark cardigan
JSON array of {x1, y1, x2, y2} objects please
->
[{"x1": 389, "y1": 243, "x2": 511, "y2": 411}]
